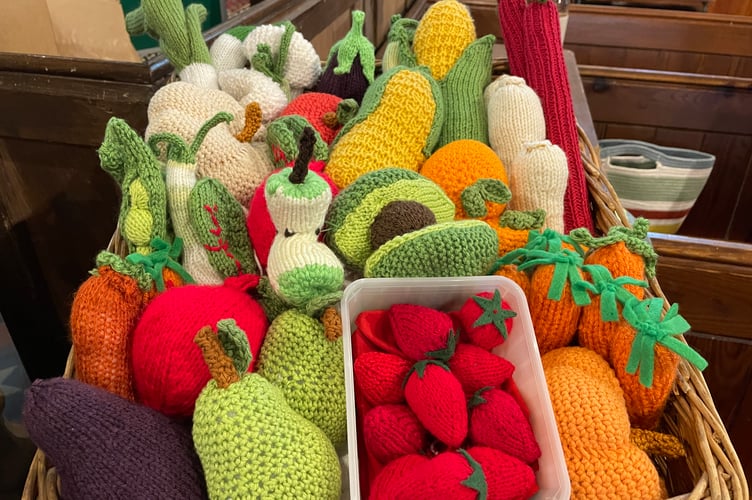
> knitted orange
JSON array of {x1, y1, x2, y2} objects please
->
[
  {"x1": 542, "y1": 347, "x2": 663, "y2": 499},
  {"x1": 493, "y1": 209, "x2": 545, "y2": 257},
  {"x1": 419, "y1": 139, "x2": 510, "y2": 221},
  {"x1": 492, "y1": 264, "x2": 530, "y2": 296}
]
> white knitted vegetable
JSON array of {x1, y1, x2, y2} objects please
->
[{"x1": 218, "y1": 68, "x2": 290, "y2": 123}]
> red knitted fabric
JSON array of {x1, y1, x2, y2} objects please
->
[
  {"x1": 369, "y1": 454, "x2": 429, "y2": 500},
  {"x1": 466, "y1": 446, "x2": 539, "y2": 500},
  {"x1": 354, "y1": 351, "x2": 412, "y2": 406},
  {"x1": 280, "y1": 92, "x2": 345, "y2": 145},
  {"x1": 131, "y1": 275, "x2": 268, "y2": 417},
  {"x1": 447, "y1": 343, "x2": 515, "y2": 396},
  {"x1": 388, "y1": 304, "x2": 454, "y2": 361},
  {"x1": 497, "y1": 0, "x2": 529, "y2": 77},
  {"x1": 363, "y1": 404, "x2": 428, "y2": 464},
  {"x1": 394, "y1": 451, "x2": 480, "y2": 500},
  {"x1": 456, "y1": 292, "x2": 516, "y2": 351}
]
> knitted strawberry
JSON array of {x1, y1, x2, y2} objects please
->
[
  {"x1": 466, "y1": 446, "x2": 539, "y2": 500},
  {"x1": 447, "y1": 343, "x2": 515, "y2": 396},
  {"x1": 389, "y1": 449, "x2": 489, "y2": 500},
  {"x1": 404, "y1": 360, "x2": 467, "y2": 448},
  {"x1": 354, "y1": 351, "x2": 412, "y2": 406},
  {"x1": 457, "y1": 289, "x2": 517, "y2": 351},
  {"x1": 368, "y1": 453, "x2": 430, "y2": 500},
  {"x1": 468, "y1": 388, "x2": 541, "y2": 464},
  {"x1": 389, "y1": 303, "x2": 454, "y2": 360},
  {"x1": 355, "y1": 309, "x2": 403, "y2": 356},
  {"x1": 363, "y1": 404, "x2": 429, "y2": 464}
]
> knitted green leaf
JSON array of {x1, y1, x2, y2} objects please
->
[
  {"x1": 266, "y1": 116, "x2": 329, "y2": 168},
  {"x1": 576, "y1": 264, "x2": 647, "y2": 322},
  {"x1": 336, "y1": 99, "x2": 359, "y2": 126},
  {"x1": 382, "y1": 15, "x2": 418, "y2": 72},
  {"x1": 461, "y1": 178, "x2": 512, "y2": 218},
  {"x1": 326, "y1": 11, "x2": 375, "y2": 83},
  {"x1": 126, "y1": 237, "x2": 195, "y2": 291},
  {"x1": 518, "y1": 248, "x2": 591, "y2": 306},
  {"x1": 93, "y1": 251, "x2": 153, "y2": 292},
  {"x1": 404, "y1": 359, "x2": 450, "y2": 386},
  {"x1": 216, "y1": 319, "x2": 252, "y2": 374},
  {"x1": 188, "y1": 178, "x2": 257, "y2": 279},
  {"x1": 622, "y1": 298, "x2": 707, "y2": 388},
  {"x1": 472, "y1": 289, "x2": 517, "y2": 338},
  {"x1": 459, "y1": 449, "x2": 488, "y2": 500},
  {"x1": 251, "y1": 21, "x2": 295, "y2": 93},
  {"x1": 425, "y1": 330, "x2": 459, "y2": 362},
  {"x1": 256, "y1": 276, "x2": 292, "y2": 322},
  {"x1": 468, "y1": 387, "x2": 492, "y2": 409},
  {"x1": 499, "y1": 209, "x2": 546, "y2": 230},
  {"x1": 226, "y1": 25, "x2": 255, "y2": 42}
]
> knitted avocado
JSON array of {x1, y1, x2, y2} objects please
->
[
  {"x1": 193, "y1": 320, "x2": 341, "y2": 499},
  {"x1": 257, "y1": 309, "x2": 347, "y2": 450},
  {"x1": 325, "y1": 66, "x2": 445, "y2": 189},
  {"x1": 324, "y1": 168, "x2": 455, "y2": 270}
]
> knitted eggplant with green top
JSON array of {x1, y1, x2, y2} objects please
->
[{"x1": 192, "y1": 320, "x2": 341, "y2": 499}]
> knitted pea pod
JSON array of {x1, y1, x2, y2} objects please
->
[{"x1": 98, "y1": 117, "x2": 167, "y2": 256}]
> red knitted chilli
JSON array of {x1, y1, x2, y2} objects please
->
[{"x1": 497, "y1": 0, "x2": 529, "y2": 77}]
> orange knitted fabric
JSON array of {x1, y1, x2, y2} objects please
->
[
  {"x1": 419, "y1": 139, "x2": 509, "y2": 221},
  {"x1": 494, "y1": 209, "x2": 545, "y2": 257},
  {"x1": 542, "y1": 347, "x2": 663, "y2": 500},
  {"x1": 584, "y1": 241, "x2": 646, "y2": 297},
  {"x1": 527, "y1": 265, "x2": 582, "y2": 355},
  {"x1": 493, "y1": 264, "x2": 530, "y2": 296}
]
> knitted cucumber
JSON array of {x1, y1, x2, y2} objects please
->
[
  {"x1": 98, "y1": 117, "x2": 167, "y2": 256},
  {"x1": 188, "y1": 178, "x2": 257, "y2": 278},
  {"x1": 193, "y1": 320, "x2": 341, "y2": 499},
  {"x1": 148, "y1": 112, "x2": 231, "y2": 285},
  {"x1": 315, "y1": 10, "x2": 376, "y2": 104},
  {"x1": 125, "y1": 0, "x2": 217, "y2": 89},
  {"x1": 325, "y1": 66, "x2": 445, "y2": 189},
  {"x1": 257, "y1": 308, "x2": 347, "y2": 450},
  {"x1": 265, "y1": 128, "x2": 345, "y2": 311},
  {"x1": 266, "y1": 115, "x2": 330, "y2": 168}
]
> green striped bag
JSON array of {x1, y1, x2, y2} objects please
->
[{"x1": 599, "y1": 139, "x2": 715, "y2": 234}]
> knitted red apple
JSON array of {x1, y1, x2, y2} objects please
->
[
  {"x1": 279, "y1": 92, "x2": 357, "y2": 145},
  {"x1": 130, "y1": 274, "x2": 268, "y2": 417}
]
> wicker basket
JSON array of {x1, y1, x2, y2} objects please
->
[{"x1": 21, "y1": 61, "x2": 749, "y2": 500}]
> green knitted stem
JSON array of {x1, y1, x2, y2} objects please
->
[
  {"x1": 303, "y1": 291, "x2": 344, "y2": 318},
  {"x1": 184, "y1": 4, "x2": 212, "y2": 66},
  {"x1": 425, "y1": 330, "x2": 458, "y2": 362},
  {"x1": 266, "y1": 116, "x2": 328, "y2": 168},
  {"x1": 459, "y1": 449, "x2": 489, "y2": 500},
  {"x1": 499, "y1": 209, "x2": 546, "y2": 230},
  {"x1": 468, "y1": 387, "x2": 493, "y2": 409},
  {"x1": 622, "y1": 298, "x2": 707, "y2": 388},
  {"x1": 329, "y1": 11, "x2": 375, "y2": 83},
  {"x1": 576, "y1": 264, "x2": 646, "y2": 321},
  {"x1": 461, "y1": 179, "x2": 512, "y2": 218},
  {"x1": 251, "y1": 21, "x2": 295, "y2": 93},
  {"x1": 403, "y1": 359, "x2": 450, "y2": 387},
  {"x1": 93, "y1": 251, "x2": 153, "y2": 292},
  {"x1": 125, "y1": 237, "x2": 194, "y2": 291},
  {"x1": 191, "y1": 112, "x2": 233, "y2": 158},
  {"x1": 518, "y1": 248, "x2": 591, "y2": 306},
  {"x1": 216, "y1": 318, "x2": 253, "y2": 374},
  {"x1": 569, "y1": 218, "x2": 658, "y2": 278},
  {"x1": 336, "y1": 99, "x2": 359, "y2": 125}
]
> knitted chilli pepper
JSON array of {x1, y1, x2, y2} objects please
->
[
  {"x1": 497, "y1": 0, "x2": 594, "y2": 233},
  {"x1": 613, "y1": 297, "x2": 708, "y2": 429},
  {"x1": 148, "y1": 112, "x2": 231, "y2": 285}
]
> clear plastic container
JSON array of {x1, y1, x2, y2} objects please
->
[{"x1": 341, "y1": 276, "x2": 571, "y2": 500}]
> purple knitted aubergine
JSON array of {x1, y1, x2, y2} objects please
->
[
  {"x1": 22, "y1": 378, "x2": 208, "y2": 500},
  {"x1": 315, "y1": 53, "x2": 371, "y2": 104}
]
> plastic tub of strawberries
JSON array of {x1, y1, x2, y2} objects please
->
[{"x1": 341, "y1": 275, "x2": 570, "y2": 499}]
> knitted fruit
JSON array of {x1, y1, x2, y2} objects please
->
[
  {"x1": 447, "y1": 343, "x2": 515, "y2": 396},
  {"x1": 315, "y1": 10, "x2": 376, "y2": 104},
  {"x1": 364, "y1": 220, "x2": 499, "y2": 278},
  {"x1": 363, "y1": 404, "x2": 429, "y2": 464},
  {"x1": 466, "y1": 446, "x2": 539, "y2": 500},
  {"x1": 23, "y1": 378, "x2": 207, "y2": 500},
  {"x1": 256, "y1": 309, "x2": 347, "y2": 449},
  {"x1": 266, "y1": 115, "x2": 330, "y2": 168},
  {"x1": 130, "y1": 274, "x2": 268, "y2": 417},
  {"x1": 419, "y1": 139, "x2": 510, "y2": 221},
  {"x1": 468, "y1": 388, "x2": 541, "y2": 464},
  {"x1": 456, "y1": 289, "x2": 517, "y2": 351},
  {"x1": 325, "y1": 66, "x2": 444, "y2": 189},
  {"x1": 354, "y1": 351, "x2": 412, "y2": 406},
  {"x1": 388, "y1": 303, "x2": 454, "y2": 361},
  {"x1": 494, "y1": 209, "x2": 546, "y2": 258},
  {"x1": 492, "y1": 264, "x2": 531, "y2": 296},
  {"x1": 324, "y1": 168, "x2": 455, "y2": 270},
  {"x1": 192, "y1": 321, "x2": 340, "y2": 499},
  {"x1": 404, "y1": 360, "x2": 468, "y2": 448},
  {"x1": 368, "y1": 453, "x2": 430, "y2": 500},
  {"x1": 389, "y1": 450, "x2": 488, "y2": 500},
  {"x1": 279, "y1": 92, "x2": 359, "y2": 145}
]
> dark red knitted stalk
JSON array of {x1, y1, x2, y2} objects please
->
[
  {"x1": 520, "y1": 0, "x2": 595, "y2": 232},
  {"x1": 497, "y1": 0, "x2": 529, "y2": 77}
]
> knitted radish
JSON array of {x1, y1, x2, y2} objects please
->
[{"x1": 265, "y1": 127, "x2": 345, "y2": 310}]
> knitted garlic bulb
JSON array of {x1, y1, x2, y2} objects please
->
[
  {"x1": 509, "y1": 140, "x2": 569, "y2": 232},
  {"x1": 485, "y1": 75, "x2": 546, "y2": 172},
  {"x1": 265, "y1": 127, "x2": 345, "y2": 309}
]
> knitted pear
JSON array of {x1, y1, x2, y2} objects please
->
[
  {"x1": 193, "y1": 320, "x2": 341, "y2": 499},
  {"x1": 257, "y1": 308, "x2": 347, "y2": 450}
]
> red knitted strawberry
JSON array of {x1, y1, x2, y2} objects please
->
[
  {"x1": 457, "y1": 290, "x2": 517, "y2": 351},
  {"x1": 363, "y1": 404, "x2": 429, "y2": 464},
  {"x1": 468, "y1": 388, "x2": 541, "y2": 464},
  {"x1": 355, "y1": 309, "x2": 403, "y2": 356},
  {"x1": 368, "y1": 453, "x2": 430, "y2": 500},
  {"x1": 354, "y1": 351, "x2": 412, "y2": 406},
  {"x1": 389, "y1": 303, "x2": 454, "y2": 360},
  {"x1": 447, "y1": 343, "x2": 515, "y2": 396},
  {"x1": 466, "y1": 446, "x2": 539, "y2": 500},
  {"x1": 404, "y1": 360, "x2": 468, "y2": 448},
  {"x1": 388, "y1": 449, "x2": 489, "y2": 500}
]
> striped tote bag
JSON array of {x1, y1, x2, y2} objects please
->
[{"x1": 599, "y1": 139, "x2": 715, "y2": 234}]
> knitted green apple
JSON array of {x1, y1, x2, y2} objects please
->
[{"x1": 192, "y1": 320, "x2": 341, "y2": 499}]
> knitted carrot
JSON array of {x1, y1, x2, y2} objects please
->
[
  {"x1": 494, "y1": 209, "x2": 545, "y2": 257},
  {"x1": 612, "y1": 297, "x2": 707, "y2": 429}
]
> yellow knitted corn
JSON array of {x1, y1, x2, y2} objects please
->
[{"x1": 413, "y1": 0, "x2": 476, "y2": 80}]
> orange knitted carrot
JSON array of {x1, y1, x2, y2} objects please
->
[
  {"x1": 493, "y1": 209, "x2": 545, "y2": 258},
  {"x1": 492, "y1": 264, "x2": 530, "y2": 296}
]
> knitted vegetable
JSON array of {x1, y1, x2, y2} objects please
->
[
  {"x1": 315, "y1": 10, "x2": 376, "y2": 104},
  {"x1": 419, "y1": 139, "x2": 510, "y2": 221},
  {"x1": 542, "y1": 347, "x2": 663, "y2": 499},
  {"x1": 217, "y1": 68, "x2": 290, "y2": 122},
  {"x1": 279, "y1": 92, "x2": 359, "y2": 145},
  {"x1": 325, "y1": 66, "x2": 445, "y2": 189},
  {"x1": 363, "y1": 404, "x2": 429, "y2": 464},
  {"x1": 265, "y1": 128, "x2": 344, "y2": 310},
  {"x1": 98, "y1": 117, "x2": 167, "y2": 256},
  {"x1": 446, "y1": 343, "x2": 515, "y2": 395},
  {"x1": 492, "y1": 209, "x2": 546, "y2": 257},
  {"x1": 192, "y1": 321, "x2": 341, "y2": 499},
  {"x1": 456, "y1": 289, "x2": 517, "y2": 351},
  {"x1": 125, "y1": 0, "x2": 217, "y2": 88},
  {"x1": 209, "y1": 25, "x2": 253, "y2": 72},
  {"x1": 256, "y1": 309, "x2": 347, "y2": 449},
  {"x1": 266, "y1": 115, "x2": 330, "y2": 168},
  {"x1": 509, "y1": 140, "x2": 569, "y2": 232},
  {"x1": 413, "y1": 0, "x2": 476, "y2": 81},
  {"x1": 23, "y1": 378, "x2": 207, "y2": 500},
  {"x1": 381, "y1": 15, "x2": 418, "y2": 72}
]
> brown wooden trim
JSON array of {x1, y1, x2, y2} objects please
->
[
  {"x1": 578, "y1": 65, "x2": 752, "y2": 90},
  {"x1": 651, "y1": 233, "x2": 752, "y2": 267}
]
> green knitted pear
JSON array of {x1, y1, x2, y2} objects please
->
[
  {"x1": 192, "y1": 320, "x2": 341, "y2": 499},
  {"x1": 256, "y1": 309, "x2": 347, "y2": 450}
]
